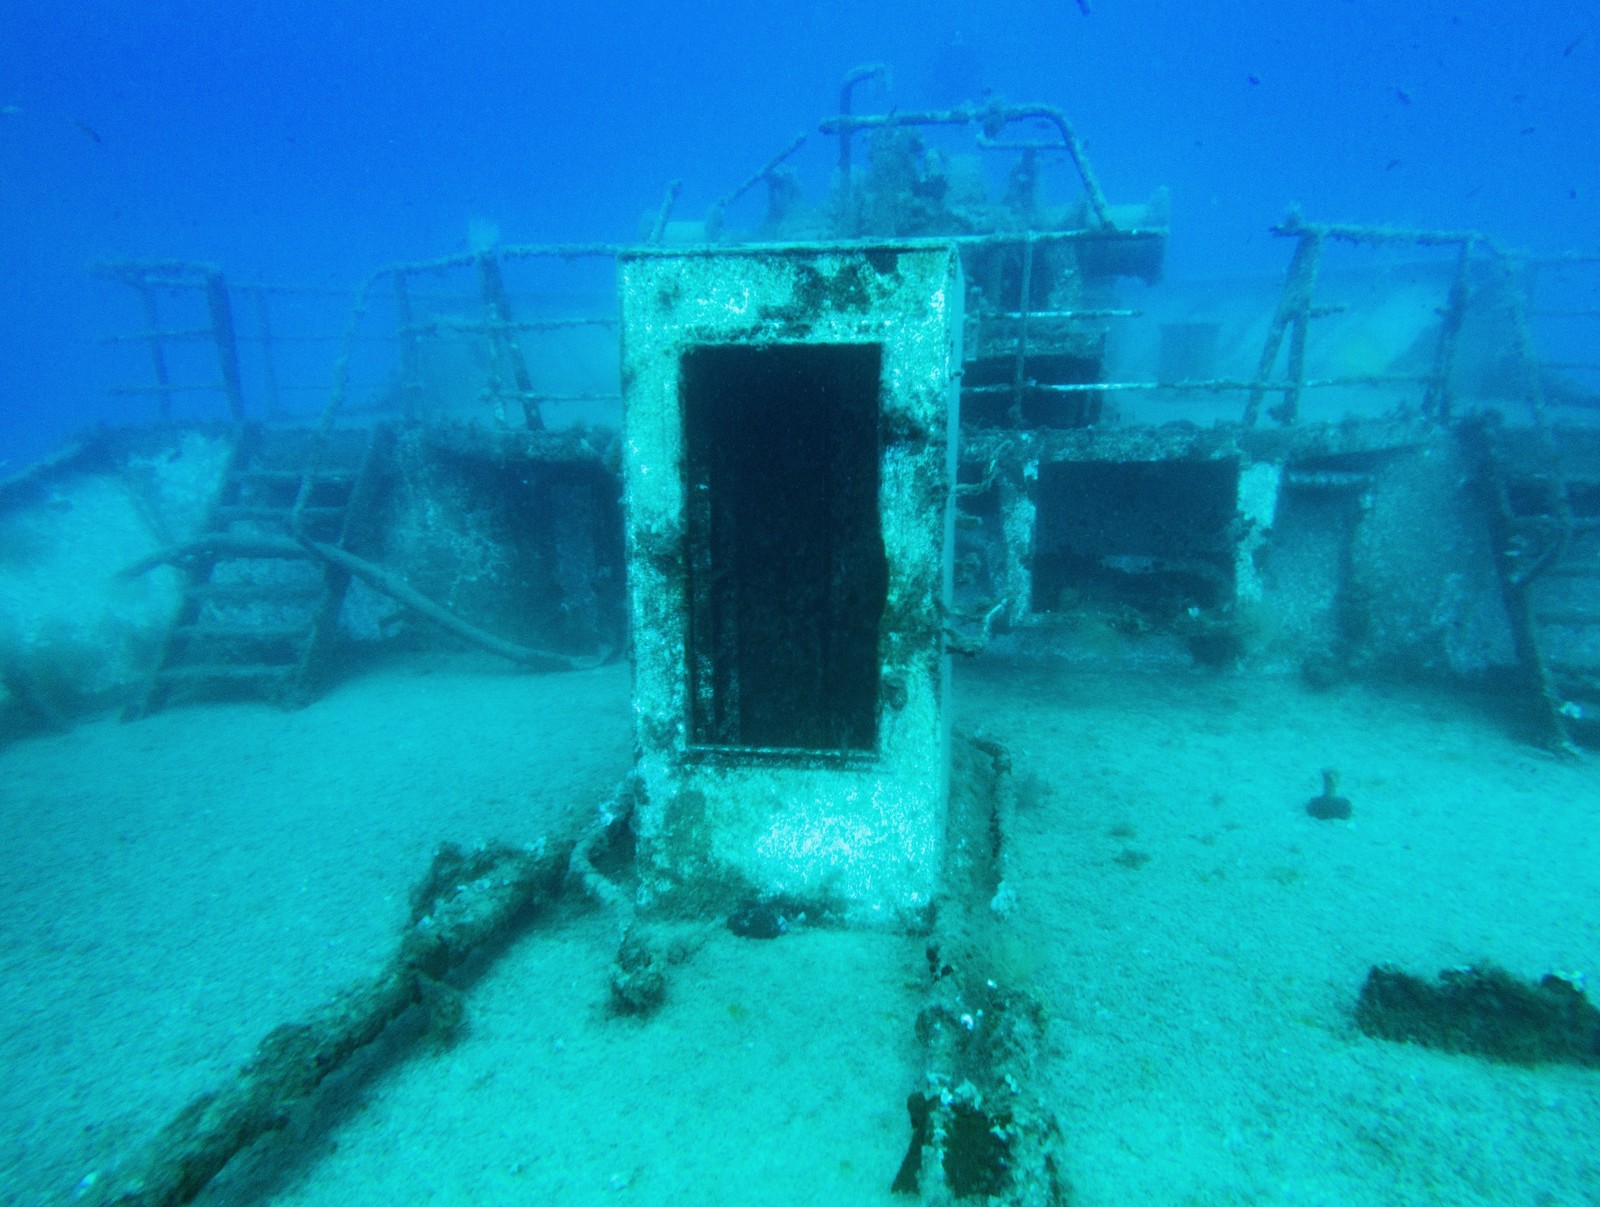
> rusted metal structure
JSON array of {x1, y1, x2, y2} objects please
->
[
  {"x1": 87, "y1": 76, "x2": 1600, "y2": 748},
  {"x1": 617, "y1": 241, "x2": 962, "y2": 925},
  {"x1": 41, "y1": 69, "x2": 1600, "y2": 1207},
  {"x1": 92, "y1": 260, "x2": 249, "y2": 422}
]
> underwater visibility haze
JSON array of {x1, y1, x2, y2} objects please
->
[{"x1": 1, "y1": 2, "x2": 1598, "y2": 1205}]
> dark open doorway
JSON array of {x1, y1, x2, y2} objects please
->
[{"x1": 680, "y1": 343, "x2": 887, "y2": 752}]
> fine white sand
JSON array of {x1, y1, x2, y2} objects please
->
[{"x1": 1, "y1": 656, "x2": 1597, "y2": 1206}]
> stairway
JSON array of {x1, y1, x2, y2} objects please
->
[
  {"x1": 1476, "y1": 424, "x2": 1600, "y2": 749},
  {"x1": 129, "y1": 423, "x2": 393, "y2": 717},
  {"x1": 1519, "y1": 469, "x2": 1600, "y2": 747}
]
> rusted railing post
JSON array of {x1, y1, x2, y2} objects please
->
[
  {"x1": 203, "y1": 271, "x2": 247, "y2": 422},
  {"x1": 135, "y1": 283, "x2": 175, "y2": 420},
  {"x1": 476, "y1": 251, "x2": 540, "y2": 429},
  {"x1": 1246, "y1": 228, "x2": 1323, "y2": 426},
  {"x1": 392, "y1": 270, "x2": 425, "y2": 421}
]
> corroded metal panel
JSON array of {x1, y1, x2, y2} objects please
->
[{"x1": 619, "y1": 242, "x2": 962, "y2": 926}]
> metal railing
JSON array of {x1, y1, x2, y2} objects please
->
[{"x1": 96, "y1": 245, "x2": 623, "y2": 432}]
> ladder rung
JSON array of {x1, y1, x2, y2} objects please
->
[
  {"x1": 186, "y1": 580, "x2": 324, "y2": 605},
  {"x1": 231, "y1": 469, "x2": 355, "y2": 487},
  {"x1": 189, "y1": 542, "x2": 313, "y2": 562},
  {"x1": 173, "y1": 622, "x2": 311, "y2": 641},
  {"x1": 1533, "y1": 610, "x2": 1600, "y2": 627},
  {"x1": 1505, "y1": 515, "x2": 1600, "y2": 533},
  {"x1": 230, "y1": 470, "x2": 301, "y2": 484},
  {"x1": 1548, "y1": 659, "x2": 1600, "y2": 678},
  {"x1": 1282, "y1": 469, "x2": 1375, "y2": 492},
  {"x1": 156, "y1": 664, "x2": 295, "y2": 684},
  {"x1": 214, "y1": 505, "x2": 345, "y2": 523},
  {"x1": 213, "y1": 505, "x2": 293, "y2": 523}
]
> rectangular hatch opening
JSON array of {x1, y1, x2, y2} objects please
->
[{"x1": 681, "y1": 342, "x2": 887, "y2": 754}]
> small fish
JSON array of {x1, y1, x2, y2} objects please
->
[
  {"x1": 1, "y1": 104, "x2": 21, "y2": 118},
  {"x1": 1247, "y1": 74, "x2": 1262, "y2": 86},
  {"x1": 1391, "y1": 86, "x2": 1413, "y2": 105},
  {"x1": 1384, "y1": 158, "x2": 1401, "y2": 170},
  {"x1": 73, "y1": 119, "x2": 102, "y2": 144},
  {"x1": 1563, "y1": 32, "x2": 1586, "y2": 57},
  {"x1": 1074, "y1": 0, "x2": 1091, "y2": 13},
  {"x1": 1520, "y1": 125, "x2": 1537, "y2": 136}
]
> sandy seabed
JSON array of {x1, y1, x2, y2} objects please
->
[{"x1": 1, "y1": 656, "x2": 1597, "y2": 1206}]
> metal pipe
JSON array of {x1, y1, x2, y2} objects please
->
[
  {"x1": 136, "y1": 285, "x2": 174, "y2": 420},
  {"x1": 249, "y1": 286, "x2": 285, "y2": 420},
  {"x1": 1424, "y1": 240, "x2": 1474, "y2": 422},
  {"x1": 1246, "y1": 230, "x2": 1323, "y2": 426},
  {"x1": 837, "y1": 63, "x2": 888, "y2": 182},
  {"x1": 1009, "y1": 236, "x2": 1035, "y2": 426},
  {"x1": 477, "y1": 252, "x2": 540, "y2": 429},
  {"x1": 203, "y1": 271, "x2": 247, "y2": 423},
  {"x1": 819, "y1": 100, "x2": 1113, "y2": 227},
  {"x1": 706, "y1": 132, "x2": 807, "y2": 239},
  {"x1": 392, "y1": 272, "x2": 424, "y2": 421},
  {"x1": 648, "y1": 179, "x2": 682, "y2": 245}
]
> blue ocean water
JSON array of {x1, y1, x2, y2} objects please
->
[
  {"x1": 3, "y1": 6, "x2": 1600, "y2": 1205},
  {"x1": 2, "y1": 0, "x2": 1595, "y2": 463}
]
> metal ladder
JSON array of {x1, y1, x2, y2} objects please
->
[
  {"x1": 128, "y1": 423, "x2": 393, "y2": 717},
  {"x1": 1472, "y1": 250, "x2": 1600, "y2": 749},
  {"x1": 1479, "y1": 435, "x2": 1600, "y2": 749}
]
